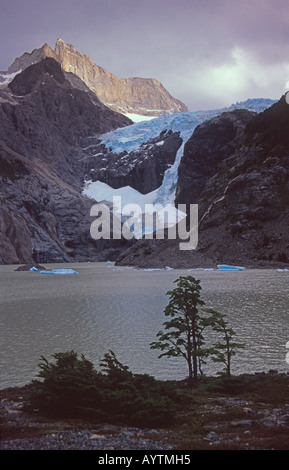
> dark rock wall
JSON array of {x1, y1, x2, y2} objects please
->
[
  {"x1": 175, "y1": 109, "x2": 254, "y2": 207},
  {"x1": 0, "y1": 59, "x2": 132, "y2": 265}
]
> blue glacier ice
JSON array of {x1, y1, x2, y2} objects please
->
[
  {"x1": 40, "y1": 269, "x2": 78, "y2": 275},
  {"x1": 83, "y1": 98, "x2": 277, "y2": 207},
  {"x1": 217, "y1": 265, "x2": 246, "y2": 271}
]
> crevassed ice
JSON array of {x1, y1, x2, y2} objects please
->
[{"x1": 83, "y1": 98, "x2": 277, "y2": 208}]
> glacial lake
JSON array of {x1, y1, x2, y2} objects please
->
[{"x1": 0, "y1": 262, "x2": 288, "y2": 389}]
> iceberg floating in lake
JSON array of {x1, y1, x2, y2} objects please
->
[
  {"x1": 40, "y1": 269, "x2": 78, "y2": 275},
  {"x1": 217, "y1": 265, "x2": 245, "y2": 271},
  {"x1": 29, "y1": 266, "x2": 38, "y2": 272},
  {"x1": 277, "y1": 268, "x2": 289, "y2": 272},
  {"x1": 187, "y1": 268, "x2": 214, "y2": 272},
  {"x1": 144, "y1": 268, "x2": 163, "y2": 271}
]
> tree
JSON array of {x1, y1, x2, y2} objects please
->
[
  {"x1": 204, "y1": 308, "x2": 245, "y2": 377},
  {"x1": 150, "y1": 276, "x2": 210, "y2": 385}
]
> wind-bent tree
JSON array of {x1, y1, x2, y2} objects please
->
[
  {"x1": 150, "y1": 276, "x2": 210, "y2": 385},
  {"x1": 204, "y1": 308, "x2": 245, "y2": 378}
]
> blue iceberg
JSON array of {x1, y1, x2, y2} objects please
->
[
  {"x1": 217, "y1": 265, "x2": 245, "y2": 271},
  {"x1": 40, "y1": 269, "x2": 78, "y2": 275}
]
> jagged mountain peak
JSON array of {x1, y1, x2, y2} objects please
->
[
  {"x1": 55, "y1": 37, "x2": 74, "y2": 48},
  {"x1": 1, "y1": 56, "x2": 132, "y2": 182},
  {"x1": 54, "y1": 38, "x2": 91, "y2": 62},
  {"x1": 6, "y1": 43, "x2": 55, "y2": 74},
  {"x1": 3, "y1": 39, "x2": 188, "y2": 119},
  {"x1": 8, "y1": 57, "x2": 66, "y2": 96}
]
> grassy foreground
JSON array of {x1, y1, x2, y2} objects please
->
[{"x1": 1, "y1": 371, "x2": 289, "y2": 450}]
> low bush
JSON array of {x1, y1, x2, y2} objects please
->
[
  {"x1": 25, "y1": 350, "x2": 179, "y2": 427},
  {"x1": 202, "y1": 375, "x2": 251, "y2": 394}
]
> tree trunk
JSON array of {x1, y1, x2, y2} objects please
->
[
  {"x1": 227, "y1": 351, "x2": 231, "y2": 378},
  {"x1": 187, "y1": 357, "x2": 195, "y2": 386},
  {"x1": 193, "y1": 355, "x2": 198, "y2": 382}
]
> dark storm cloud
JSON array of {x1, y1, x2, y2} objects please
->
[{"x1": 1, "y1": 0, "x2": 289, "y2": 109}]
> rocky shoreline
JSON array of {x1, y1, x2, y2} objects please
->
[
  {"x1": 1, "y1": 372, "x2": 289, "y2": 451},
  {"x1": 0, "y1": 396, "x2": 175, "y2": 451}
]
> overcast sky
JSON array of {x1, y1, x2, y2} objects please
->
[{"x1": 1, "y1": 0, "x2": 289, "y2": 110}]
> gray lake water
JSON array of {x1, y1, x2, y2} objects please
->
[{"x1": 0, "y1": 262, "x2": 289, "y2": 389}]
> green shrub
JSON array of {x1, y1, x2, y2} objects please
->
[
  {"x1": 26, "y1": 351, "x2": 105, "y2": 418},
  {"x1": 26, "y1": 350, "x2": 179, "y2": 427},
  {"x1": 202, "y1": 375, "x2": 251, "y2": 394}
]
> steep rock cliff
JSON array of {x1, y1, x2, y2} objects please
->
[
  {"x1": 175, "y1": 109, "x2": 255, "y2": 206},
  {"x1": 1, "y1": 58, "x2": 131, "y2": 184},
  {"x1": 0, "y1": 58, "x2": 132, "y2": 264},
  {"x1": 3, "y1": 39, "x2": 188, "y2": 118}
]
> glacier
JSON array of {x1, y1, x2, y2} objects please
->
[{"x1": 83, "y1": 98, "x2": 277, "y2": 208}]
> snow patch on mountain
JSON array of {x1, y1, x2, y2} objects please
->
[
  {"x1": 124, "y1": 112, "x2": 156, "y2": 122},
  {"x1": 0, "y1": 69, "x2": 22, "y2": 85},
  {"x1": 83, "y1": 180, "x2": 158, "y2": 211}
]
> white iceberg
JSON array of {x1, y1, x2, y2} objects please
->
[
  {"x1": 187, "y1": 267, "x2": 214, "y2": 272},
  {"x1": 144, "y1": 268, "x2": 163, "y2": 271}
]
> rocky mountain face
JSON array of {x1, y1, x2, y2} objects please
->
[
  {"x1": 0, "y1": 58, "x2": 132, "y2": 265},
  {"x1": 84, "y1": 130, "x2": 183, "y2": 194},
  {"x1": 175, "y1": 109, "x2": 255, "y2": 206},
  {"x1": 116, "y1": 97, "x2": 289, "y2": 268},
  {"x1": 1, "y1": 57, "x2": 131, "y2": 183},
  {"x1": 3, "y1": 39, "x2": 188, "y2": 118}
]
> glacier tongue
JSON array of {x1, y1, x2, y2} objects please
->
[
  {"x1": 83, "y1": 98, "x2": 277, "y2": 208},
  {"x1": 154, "y1": 98, "x2": 277, "y2": 206}
]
